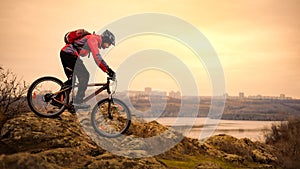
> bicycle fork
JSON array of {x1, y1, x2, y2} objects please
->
[{"x1": 107, "y1": 95, "x2": 114, "y2": 120}]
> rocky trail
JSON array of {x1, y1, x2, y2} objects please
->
[{"x1": 0, "y1": 112, "x2": 280, "y2": 169}]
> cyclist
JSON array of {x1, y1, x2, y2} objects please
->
[{"x1": 59, "y1": 29, "x2": 116, "y2": 109}]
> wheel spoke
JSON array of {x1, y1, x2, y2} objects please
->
[{"x1": 27, "y1": 77, "x2": 68, "y2": 117}]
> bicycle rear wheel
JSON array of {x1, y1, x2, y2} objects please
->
[
  {"x1": 27, "y1": 76, "x2": 69, "y2": 117},
  {"x1": 91, "y1": 98, "x2": 131, "y2": 138}
]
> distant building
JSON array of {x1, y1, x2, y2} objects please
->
[
  {"x1": 145, "y1": 87, "x2": 152, "y2": 94},
  {"x1": 246, "y1": 93, "x2": 293, "y2": 100},
  {"x1": 169, "y1": 91, "x2": 181, "y2": 99},
  {"x1": 128, "y1": 91, "x2": 144, "y2": 97},
  {"x1": 248, "y1": 95, "x2": 261, "y2": 100},
  {"x1": 151, "y1": 90, "x2": 167, "y2": 97},
  {"x1": 239, "y1": 92, "x2": 245, "y2": 99}
]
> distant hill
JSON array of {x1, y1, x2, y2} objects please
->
[
  {"x1": 221, "y1": 98, "x2": 300, "y2": 120},
  {"x1": 122, "y1": 96, "x2": 300, "y2": 120}
]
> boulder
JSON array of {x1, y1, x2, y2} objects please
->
[{"x1": 0, "y1": 112, "x2": 167, "y2": 168}]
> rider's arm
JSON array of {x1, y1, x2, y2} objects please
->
[{"x1": 87, "y1": 36, "x2": 109, "y2": 73}]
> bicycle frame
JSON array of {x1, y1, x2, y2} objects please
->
[
  {"x1": 53, "y1": 77, "x2": 113, "y2": 106},
  {"x1": 83, "y1": 81, "x2": 111, "y2": 102},
  {"x1": 76, "y1": 77, "x2": 113, "y2": 103}
]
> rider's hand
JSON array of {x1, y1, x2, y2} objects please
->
[{"x1": 107, "y1": 67, "x2": 116, "y2": 80}]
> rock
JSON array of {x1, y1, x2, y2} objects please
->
[
  {"x1": 252, "y1": 149, "x2": 278, "y2": 164},
  {"x1": 0, "y1": 112, "x2": 167, "y2": 168},
  {"x1": 88, "y1": 152, "x2": 166, "y2": 169},
  {"x1": 0, "y1": 112, "x2": 97, "y2": 155},
  {"x1": 0, "y1": 152, "x2": 61, "y2": 169},
  {"x1": 120, "y1": 136, "x2": 148, "y2": 150},
  {"x1": 202, "y1": 134, "x2": 279, "y2": 165},
  {"x1": 0, "y1": 112, "x2": 281, "y2": 168}
]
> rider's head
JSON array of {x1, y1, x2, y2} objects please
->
[{"x1": 101, "y1": 29, "x2": 115, "y2": 49}]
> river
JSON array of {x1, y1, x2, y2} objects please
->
[{"x1": 145, "y1": 117, "x2": 281, "y2": 142}]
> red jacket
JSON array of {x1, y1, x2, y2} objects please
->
[{"x1": 61, "y1": 34, "x2": 109, "y2": 72}]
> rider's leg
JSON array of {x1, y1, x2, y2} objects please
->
[
  {"x1": 51, "y1": 51, "x2": 77, "y2": 107},
  {"x1": 73, "y1": 59, "x2": 90, "y2": 108},
  {"x1": 59, "y1": 51, "x2": 90, "y2": 109},
  {"x1": 60, "y1": 50, "x2": 77, "y2": 84}
]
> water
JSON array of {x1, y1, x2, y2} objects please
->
[{"x1": 145, "y1": 117, "x2": 281, "y2": 142}]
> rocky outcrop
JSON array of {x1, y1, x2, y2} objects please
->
[
  {"x1": 0, "y1": 112, "x2": 99, "y2": 155},
  {"x1": 0, "y1": 112, "x2": 280, "y2": 168},
  {"x1": 0, "y1": 112, "x2": 166, "y2": 169},
  {"x1": 202, "y1": 134, "x2": 278, "y2": 166}
]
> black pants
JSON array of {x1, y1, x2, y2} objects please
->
[{"x1": 60, "y1": 51, "x2": 89, "y2": 103}]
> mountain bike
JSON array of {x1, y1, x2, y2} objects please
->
[{"x1": 27, "y1": 76, "x2": 131, "y2": 138}]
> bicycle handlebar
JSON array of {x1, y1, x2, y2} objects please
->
[{"x1": 107, "y1": 74, "x2": 116, "y2": 82}]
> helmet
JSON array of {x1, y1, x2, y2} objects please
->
[{"x1": 101, "y1": 30, "x2": 115, "y2": 46}]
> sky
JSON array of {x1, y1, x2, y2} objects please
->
[{"x1": 1, "y1": 0, "x2": 300, "y2": 98}]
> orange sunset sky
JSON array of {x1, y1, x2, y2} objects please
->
[{"x1": 1, "y1": 0, "x2": 300, "y2": 98}]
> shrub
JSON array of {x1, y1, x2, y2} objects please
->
[
  {"x1": 265, "y1": 117, "x2": 300, "y2": 169},
  {"x1": 0, "y1": 66, "x2": 29, "y2": 127}
]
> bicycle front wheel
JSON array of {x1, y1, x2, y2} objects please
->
[
  {"x1": 91, "y1": 98, "x2": 131, "y2": 138},
  {"x1": 27, "y1": 76, "x2": 69, "y2": 118}
]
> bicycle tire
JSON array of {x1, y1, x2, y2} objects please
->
[
  {"x1": 27, "y1": 76, "x2": 69, "y2": 118},
  {"x1": 91, "y1": 98, "x2": 131, "y2": 138}
]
